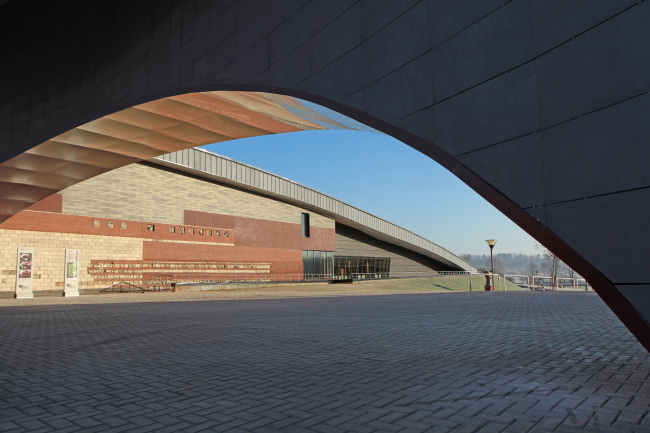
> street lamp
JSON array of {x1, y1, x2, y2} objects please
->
[
  {"x1": 485, "y1": 239, "x2": 497, "y2": 273},
  {"x1": 485, "y1": 239, "x2": 497, "y2": 291}
]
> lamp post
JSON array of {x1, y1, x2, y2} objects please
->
[{"x1": 485, "y1": 239, "x2": 496, "y2": 291}]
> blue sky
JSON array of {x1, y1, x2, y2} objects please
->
[{"x1": 201, "y1": 100, "x2": 538, "y2": 256}]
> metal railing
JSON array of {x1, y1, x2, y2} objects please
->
[
  {"x1": 504, "y1": 274, "x2": 530, "y2": 290},
  {"x1": 350, "y1": 271, "x2": 469, "y2": 280},
  {"x1": 468, "y1": 273, "x2": 506, "y2": 292},
  {"x1": 145, "y1": 271, "x2": 475, "y2": 291}
]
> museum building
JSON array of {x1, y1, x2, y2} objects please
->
[{"x1": 0, "y1": 147, "x2": 474, "y2": 296}]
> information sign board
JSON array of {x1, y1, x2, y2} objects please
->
[
  {"x1": 15, "y1": 247, "x2": 34, "y2": 299},
  {"x1": 64, "y1": 249, "x2": 80, "y2": 297}
]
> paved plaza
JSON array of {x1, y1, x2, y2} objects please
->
[{"x1": 1, "y1": 290, "x2": 649, "y2": 432}]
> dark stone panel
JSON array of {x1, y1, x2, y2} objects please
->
[
  {"x1": 269, "y1": 42, "x2": 312, "y2": 86},
  {"x1": 360, "y1": 1, "x2": 432, "y2": 85},
  {"x1": 432, "y1": 0, "x2": 534, "y2": 102},
  {"x1": 404, "y1": 106, "x2": 435, "y2": 143},
  {"x1": 310, "y1": 3, "x2": 362, "y2": 74},
  {"x1": 535, "y1": 2, "x2": 650, "y2": 128},
  {"x1": 541, "y1": 94, "x2": 650, "y2": 204},
  {"x1": 360, "y1": 0, "x2": 421, "y2": 40},
  {"x1": 428, "y1": 0, "x2": 504, "y2": 46},
  {"x1": 360, "y1": 51, "x2": 434, "y2": 123},
  {"x1": 305, "y1": 48, "x2": 365, "y2": 98},
  {"x1": 529, "y1": 0, "x2": 637, "y2": 55},
  {"x1": 459, "y1": 134, "x2": 544, "y2": 209},
  {"x1": 545, "y1": 188, "x2": 650, "y2": 284},
  {"x1": 525, "y1": 206, "x2": 546, "y2": 227},
  {"x1": 618, "y1": 285, "x2": 650, "y2": 324},
  {"x1": 269, "y1": 0, "x2": 357, "y2": 65},
  {"x1": 433, "y1": 63, "x2": 540, "y2": 155}
]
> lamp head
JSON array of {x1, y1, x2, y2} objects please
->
[{"x1": 485, "y1": 239, "x2": 497, "y2": 249}]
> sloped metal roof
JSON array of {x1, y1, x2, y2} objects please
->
[{"x1": 151, "y1": 147, "x2": 476, "y2": 272}]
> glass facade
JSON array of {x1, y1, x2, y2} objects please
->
[
  {"x1": 333, "y1": 256, "x2": 391, "y2": 279},
  {"x1": 302, "y1": 250, "x2": 333, "y2": 278}
]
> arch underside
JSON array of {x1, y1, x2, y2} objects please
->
[
  {"x1": 1, "y1": 0, "x2": 649, "y2": 350},
  {"x1": 0, "y1": 91, "x2": 349, "y2": 221}
]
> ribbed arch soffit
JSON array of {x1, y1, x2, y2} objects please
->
[{"x1": 0, "y1": 91, "x2": 353, "y2": 222}]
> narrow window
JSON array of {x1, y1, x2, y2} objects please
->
[
  {"x1": 216, "y1": 230, "x2": 220, "y2": 237},
  {"x1": 189, "y1": 228, "x2": 194, "y2": 235},
  {"x1": 224, "y1": 231, "x2": 229, "y2": 237},
  {"x1": 301, "y1": 213, "x2": 310, "y2": 237},
  {"x1": 107, "y1": 221, "x2": 114, "y2": 229},
  {"x1": 207, "y1": 230, "x2": 212, "y2": 236},
  {"x1": 121, "y1": 222, "x2": 127, "y2": 230},
  {"x1": 147, "y1": 224, "x2": 155, "y2": 231},
  {"x1": 170, "y1": 226, "x2": 175, "y2": 233},
  {"x1": 198, "y1": 229, "x2": 203, "y2": 235},
  {"x1": 180, "y1": 227, "x2": 185, "y2": 234}
]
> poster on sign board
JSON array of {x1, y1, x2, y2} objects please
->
[
  {"x1": 63, "y1": 249, "x2": 80, "y2": 297},
  {"x1": 15, "y1": 247, "x2": 34, "y2": 298}
]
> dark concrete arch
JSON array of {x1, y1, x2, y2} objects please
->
[{"x1": 1, "y1": 1, "x2": 649, "y2": 348}]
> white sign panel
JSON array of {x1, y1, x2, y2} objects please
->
[
  {"x1": 64, "y1": 249, "x2": 80, "y2": 297},
  {"x1": 15, "y1": 247, "x2": 34, "y2": 299}
]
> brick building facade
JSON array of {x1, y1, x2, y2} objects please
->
[{"x1": 0, "y1": 154, "x2": 468, "y2": 296}]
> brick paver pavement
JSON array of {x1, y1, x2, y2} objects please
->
[{"x1": 0, "y1": 291, "x2": 649, "y2": 432}]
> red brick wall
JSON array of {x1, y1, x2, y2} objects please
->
[
  {"x1": 24, "y1": 194, "x2": 62, "y2": 213},
  {"x1": 0, "y1": 211, "x2": 234, "y2": 244},
  {"x1": 185, "y1": 210, "x2": 235, "y2": 229},
  {"x1": 1, "y1": 205, "x2": 331, "y2": 284},
  {"x1": 185, "y1": 210, "x2": 335, "y2": 251},
  {"x1": 143, "y1": 242, "x2": 303, "y2": 274}
]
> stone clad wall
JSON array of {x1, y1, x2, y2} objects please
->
[
  {"x1": 0, "y1": 229, "x2": 142, "y2": 293},
  {"x1": 0, "y1": 162, "x2": 336, "y2": 293},
  {"x1": 61, "y1": 163, "x2": 334, "y2": 229}
]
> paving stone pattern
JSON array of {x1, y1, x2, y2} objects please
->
[{"x1": 0, "y1": 291, "x2": 649, "y2": 432}]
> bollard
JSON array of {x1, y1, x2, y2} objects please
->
[{"x1": 484, "y1": 274, "x2": 493, "y2": 291}]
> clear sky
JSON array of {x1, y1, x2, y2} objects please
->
[
  {"x1": 204, "y1": 130, "x2": 538, "y2": 255},
  {"x1": 201, "y1": 101, "x2": 538, "y2": 256}
]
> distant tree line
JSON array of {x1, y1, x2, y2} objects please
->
[{"x1": 460, "y1": 246, "x2": 581, "y2": 290}]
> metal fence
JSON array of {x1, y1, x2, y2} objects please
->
[{"x1": 144, "y1": 271, "x2": 473, "y2": 291}]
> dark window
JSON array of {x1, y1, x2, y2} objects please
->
[
  {"x1": 331, "y1": 255, "x2": 391, "y2": 278},
  {"x1": 301, "y1": 213, "x2": 310, "y2": 237},
  {"x1": 170, "y1": 226, "x2": 175, "y2": 233},
  {"x1": 147, "y1": 224, "x2": 155, "y2": 231},
  {"x1": 302, "y1": 250, "x2": 335, "y2": 279}
]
